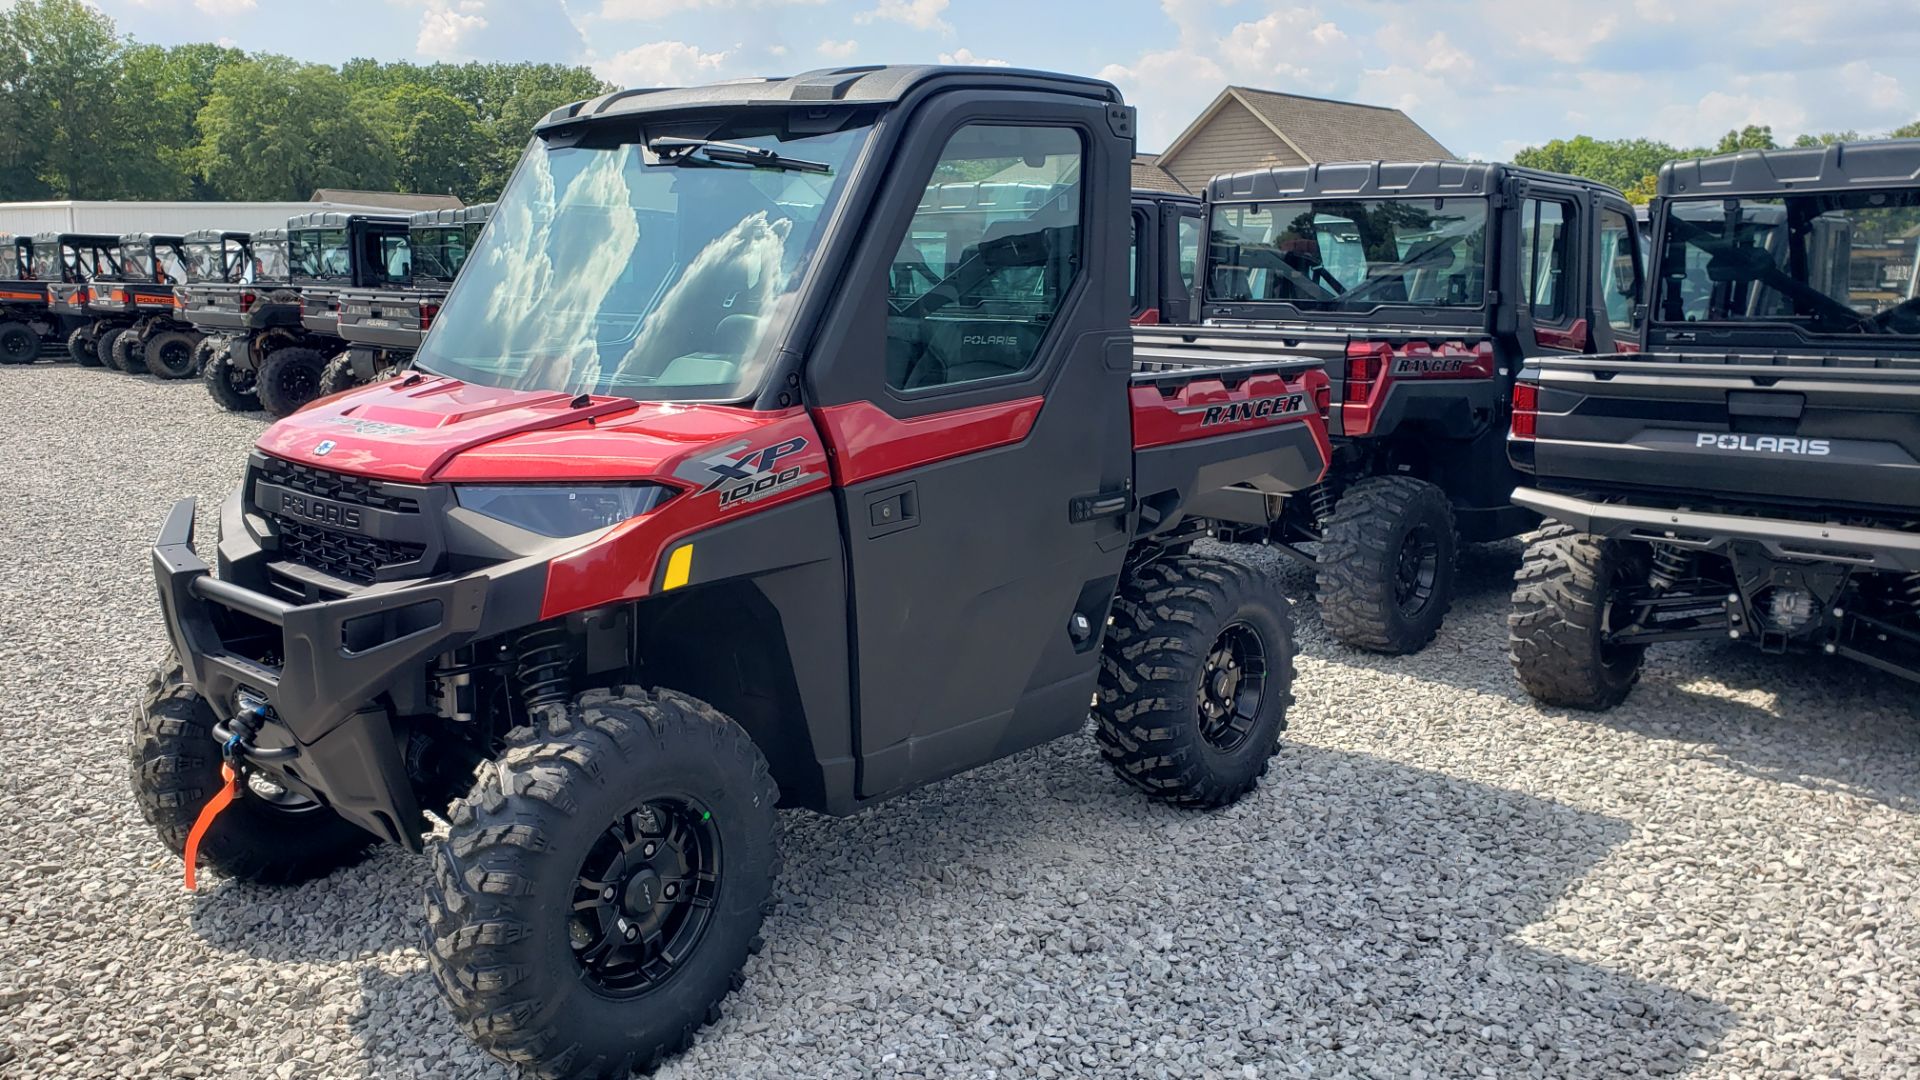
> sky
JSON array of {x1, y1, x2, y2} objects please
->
[{"x1": 92, "y1": 0, "x2": 1920, "y2": 160}]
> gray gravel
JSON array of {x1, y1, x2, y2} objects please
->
[{"x1": 2, "y1": 363, "x2": 1919, "y2": 1079}]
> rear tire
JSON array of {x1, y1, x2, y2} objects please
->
[
  {"x1": 189, "y1": 336, "x2": 218, "y2": 377},
  {"x1": 425, "y1": 687, "x2": 780, "y2": 1079},
  {"x1": 203, "y1": 346, "x2": 260, "y2": 412},
  {"x1": 1316, "y1": 475, "x2": 1458, "y2": 655},
  {"x1": 130, "y1": 660, "x2": 376, "y2": 884},
  {"x1": 97, "y1": 327, "x2": 128, "y2": 371},
  {"x1": 68, "y1": 327, "x2": 98, "y2": 366},
  {"x1": 145, "y1": 330, "x2": 201, "y2": 379},
  {"x1": 112, "y1": 328, "x2": 150, "y2": 374},
  {"x1": 317, "y1": 353, "x2": 358, "y2": 397},
  {"x1": 0, "y1": 321, "x2": 37, "y2": 364},
  {"x1": 1508, "y1": 523, "x2": 1646, "y2": 711},
  {"x1": 1094, "y1": 555, "x2": 1296, "y2": 807},
  {"x1": 256, "y1": 346, "x2": 326, "y2": 416}
]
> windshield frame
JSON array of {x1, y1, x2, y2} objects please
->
[
  {"x1": 1651, "y1": 189, "x2": 1920, "y2": 345},
  {"x1": 412, "y1": 107, "x2": 882, "y2": 406},
  {"x1": 1202, "y1": 194, "x2": 1494, "y2": 327}
]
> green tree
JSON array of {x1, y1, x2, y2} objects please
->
[
  {"x1": 1713, "y1": 125, "x2": 1778, "y2": 153},
  {"x1": 382, "y1": 84, "x2": 486, "y2": 196},
  {"x1": 196, "y1": 56, "x2": 396, "y2": 199},
  {"x1": 1893, "y1": 120, "x2": 1920, "y2": 139},
  {"x1": 1513, "y1": 136, "x2": 1682, "y2": 204},
  {"x1": 0, "y1": 0, "x2": 128, "y2": 199}
]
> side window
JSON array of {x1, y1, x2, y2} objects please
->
[
  {"x1": 1597, "y1": 206, "x2": 1642, "y2": 336},
  {"x1": 885, "y1": 124, "x2": 1083, "y2": 392},
  {"x1": 1176, "y1": 213, "x2": 1201, "y2": 294},
  {"x1": 1520, "y1": 197, "x2": 1573, "y2": 322},
  {"x1": 1129, "y1": 208, "x2": 1146, "y2": 311}
]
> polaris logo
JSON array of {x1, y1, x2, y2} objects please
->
[
  {"x1": 1198, "y1": 394, "x2": 1308, "y2": 426},
  {"x1": 1392, "y1": 356, "x2": 1469, "y2": 376},
  {"x1": 313, "y1": 440, "x2": 335, "y2": 456},
  {"x1": 1695, "y1": 433, "x2": 1831, "y2": 456},
  {"x1": 962, "y1": 335, "x2": 1020, "y2": 347},
  {"x1": 279, "y1": 492, "x2": 362, "y2": 530}
]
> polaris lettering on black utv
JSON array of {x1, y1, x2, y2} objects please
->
[
  {"x1": 1138, "y1": 161, "x2": 1646, "y2": 653},
  {"x1": 91, "y1": 232, "x2": 208, "y2": 379},
  {"x1": 245, "y1": 211, "x2": 410, "y2": 416},
  {"x1": 1130, "y1": 188, "x2": 1204, "y2": 325},
  {"x1": 0, "y1": 235, "x2": 55, "y2": 364},
  {"x1": 133, "y1": 65, "x2": 1340, "y2": 1078},
  {"x1": 320, "y1": 203, "x2": 494, "y2": 396},
  {"x1": 36, "y1": 232, "x2": 122, "y2": 366},
  {"x1": 1508, "y1": 139, "x2": 1920, "y2": 709}
]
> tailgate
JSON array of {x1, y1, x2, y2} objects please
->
[{"x1": 1521, "y1": 353, "x2": 1920, "y2": 514}]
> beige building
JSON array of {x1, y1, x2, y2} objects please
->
[{"x1": 1132, "y1": 86, "x2": 1454, "y2": 195}]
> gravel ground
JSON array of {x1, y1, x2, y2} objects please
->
[{"x1": 2, "y1": 364, "x2": 1919, "y2": 1079}]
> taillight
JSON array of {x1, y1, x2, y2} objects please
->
[
  {"x1": 1342, "y1": 341, "x2": 1392, "y2": 436},
  {"x1": 112, "y1": 288, "x2": 128, "y2": 304},
  {"x1": 240, "y1": 290, "x2": 256, "y2": 312},
  {"x1": 420, "y1": 301, "x2": 440, "y2": 331},
  {"x1": 1510, "y1": 381, "x2": 1539, "y2": 440}
]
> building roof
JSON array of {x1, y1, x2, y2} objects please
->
[
  {"x1": 310, "y1": 189, "x2": 464, "y2": 212},
  {"x1": 1131, "y1": 155, "x2": 1191, "y2": 194},
  {"x1": 1159, "y1": 87, "x2": 1453, "y2": 170}
]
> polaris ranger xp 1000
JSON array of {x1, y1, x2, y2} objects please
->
[
  {"x1": 1140, "y1": 162, "x2": 1646, "y2": 653},
  {"x1": 1509, "y1": 139, "x2": 1920, "y2": 708},
  {"x1": 134, "y1": 67, "x2": 1339, "y2": 1078}
]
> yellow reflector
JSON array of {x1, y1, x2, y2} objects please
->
[{"x1": 662, "y1": 545, "x2": 693, "y2": 590}]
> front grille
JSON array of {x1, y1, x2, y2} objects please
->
[
  {"x1": 258, "y1": 456, "x2": 419, "y2": 513},
  {"x1": 273, "y1": 519, "x2": 426, "y2": 585}
]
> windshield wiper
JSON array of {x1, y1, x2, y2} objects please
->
[{"x1": 648, "y1": 136, "x2": 829, "y2": 174}]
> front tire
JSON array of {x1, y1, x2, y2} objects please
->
[
  {"x1": 203, "y1": 345, "x2": 260, "y2": 412},
  {"x1": 256, "y1": 346, "x2": 326, "y2": 416},
  {"x1": 1508, "y1": 523, "x2": 1647, "y2": 711},
  {"x1": 0, "y1": 320, "x2": 38, "y2": 364},
  {"x1": 130, "y1": 661, "x2": 377, "y2": 884},
  {"x1": 1316, "y1": 475, "x2": 1459, "y2": 655},
  {"x1": 1094, "y1": 556, "x2": 1297, "y2": 808},
  {"x1": 317, "y1": 352, "x2": 358, "y2": 397},
  {"x1": 97, "y1": 327, "x2": 128, "y2": 371},
  {"x1": 145, "y1": 330, "x2": 201, "y2": 379},
  {"x1": 426, "y1": 687, "x2": 780, "y2": 1079},
  {"x1": 68, "y1": 327, "x2": 98, "y2": 366}
]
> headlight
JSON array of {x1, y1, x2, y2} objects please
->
[{"x1": 454, "y1": 484, "x2": 670, "y2": 537}]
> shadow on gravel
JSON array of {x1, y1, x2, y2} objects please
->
[{"x1": 180, "y1": 739, "x2": 1731, "y2": 1078}]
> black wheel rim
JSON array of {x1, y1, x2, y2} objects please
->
[
  {"x1": 277, "y1": 362, "x2": 318, "y2": 401},
  {"x1": 157, "y1": 340, "x2": 192, "y2": 374},
  {"x1": 2, "y1": 332, "x2": 31, "y2": 359},
  {"x1": 1393, "y1": 524, "x2": 1441, "y2": 617},
  {"x1": 1197, "y1": 623, "x2": 1268, "y2": 752},
  {"x1": 570, "y1": 798, "x2": 721, "y2": 998}
]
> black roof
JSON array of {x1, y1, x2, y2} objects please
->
[
  {"x1": 1207, "y1": 160, "x2": 1626, "y2": 203},
  {"x1": 183, "y1": 229, "x2": 251, "y2": 244},
  {"x1": 31, "y1": 232, "x2": 119, "y2": 246},
  {"x1": 1660, "y1": 138, "x2": 1920, "y2": 198},
  {"x1": 118, "y1": 232, "x2": 185, "y2": 245},
  {"x1": 286, "y1": 210, "x2": 409, "y2": 231},
  {"x1": 541, "y1": 65, "x2": 1121, "y2": 131},
  {"x1": 409, "y1": 203, "x2": 495, "y2": 228}
]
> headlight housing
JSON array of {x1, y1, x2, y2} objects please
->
[{"x1": 454, "y1": 484, "x2": 671, "y2": 538}]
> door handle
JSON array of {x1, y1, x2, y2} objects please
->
[{"x1": 864, "y1": 481, "x2": 918, "y2": 539}]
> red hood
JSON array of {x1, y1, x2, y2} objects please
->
[{"x1": 255, "y1": 375, "x2": 792, "y2": 484}]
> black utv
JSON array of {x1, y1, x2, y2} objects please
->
[
  {"x1": 0, "y1": 235, "x2": 53, "y2": 363},
  {"x1": 92, "y1": 232, "x2": 207, "y2": 378},
  {"x1": 1138, "y1": 160, "x2": 1646, "y2": 653},
  {"x1": 1509, "y1": 139, "x2": 1920, "y2": 708},
  {"x1": 35, "y1": 233, "x2": 124, "y2": 366},
  {"x1": 192, "y1": 228, "x2": 306, "y2": 412},
  {"x1": 174, "y1": 229, "x2": 252, "y2": 375},
  {"x1": 1131, "y1": 188, "x2": 1204, "y2": 326},
  {"x1": 320, "y1": 203, "x2": 493, "y2": 395}
]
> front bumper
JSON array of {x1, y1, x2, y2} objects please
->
[
  {"x1": 1513, "y1": 487, "x2": 1920, "y2": 573},
  {"x1": 152, "y1": 497, "x2": 547, "y2": 849}
]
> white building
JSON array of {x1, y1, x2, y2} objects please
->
[{"x1": 0, "y1": 197, "x2": 456, "y2": 237}]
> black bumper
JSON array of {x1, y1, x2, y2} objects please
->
[
  {"x1": 152, "y1": 497, "x2": 548, "y2": 850},
  {"x1": 1513, "y1": 487, "x2": 1920, "y2": 573}
]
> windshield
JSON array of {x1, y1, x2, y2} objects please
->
[
  {"x1": 1208, "y1": 197, "x2": 1490, "y2": 310},
  {"x1": 290, "y1": 228, "x2": 351, "y2": 281},
  {"x1": 413, "y1": 117, "x2": 872, "y2": 402},
  {"x1": 1659, "y1": 190, "x2": 1920, "y2": 335},
  {"x1": 252, "y1": 238, "x2": 288, "y2": 282},
  {"x1": 120, "y1": 240, "x2": 153, "y2": 281},
  {"x1": 411, "y1": 226, "x2": 473, "y2": 283},
  {"x1": 30, "y1": 244, "x2": 59, "y2": 281},
  {"x1": 153, "y1": 242, "x2": 186, "y2": 284},
  {"x1": 184, "y1": 241, "x2": 220, "y2": 282}
]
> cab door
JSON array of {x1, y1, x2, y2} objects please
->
[
  {"x1": 804, "y1": 94, "x2": 1135, "y2": 800},
  {"x1": 1591, "y1": 197, "x2": 1647, "y2": 352},
  {"x1": 1512, "y1": 182, "x2": 1590, "y2": 353}
]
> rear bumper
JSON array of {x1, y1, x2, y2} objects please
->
[
  {"x1": 1513, "y1": 487, "x2": 1920, "y2": 573},
  {"x1": 152, "y1": 496, "x2": 547, "y2": 849}
]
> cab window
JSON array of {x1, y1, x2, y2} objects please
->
[{"x1": 1597, "y1": 206, "x2": 1642, "y2": 336}]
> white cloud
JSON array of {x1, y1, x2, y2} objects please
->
[
  {"x1": 855, "y1": 0, "x2": 948, "y2": 32},
  {"x1": 193, "y1": 0, "x2": 255, "y2": 12},
  {"x1": 817, "y1": 38, "x2": 859, "y2": 59},
  {"x1": 938, "y1": 48, "x2": 1008, "y2": 67},
  {"x1": 767, "y1": 44, "x2": 789, "y2": 57},
  {"x1": 416, "y1": 0, "x2": 488, "y2": 60},
  {"x1": 597, "y1": 0, "x2": 822, "y2": 17},
  {"x1": 593, "y1": 39, "x2": 731, "y2": 87}
]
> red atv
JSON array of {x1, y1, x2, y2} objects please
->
[{"x1": 136, "y1": 66, "x2": 1332, "y2": 1078}]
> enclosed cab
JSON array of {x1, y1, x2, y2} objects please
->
[
  {"x1": 90, "y1": 232, "x2": 208, "y2": 378},
  {"x1": 0, "y1": 236, "x2": 50, "y2": 364},
  {"x1": 326, "y1": 203, "x2": 495, "y2": 393},
  {"x1": 286, "y1": 210, "x2": 411, "y2": 339},
  {"x1": 1507, "y1": 139, "x2": 1920, "y2": 709},
  {"x1": 1138, "y1": 160, "x2": 1645, "y2": 653},
  {"x1": 133, "y1": 65, "x2": 1338, "y2": 1076},
  {"x1": 35, "y1": 232, "x2": 123, "y2": 366},
  {"x1": 1130, "y1": 189, "x2": 1204, "y2": 325}
]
